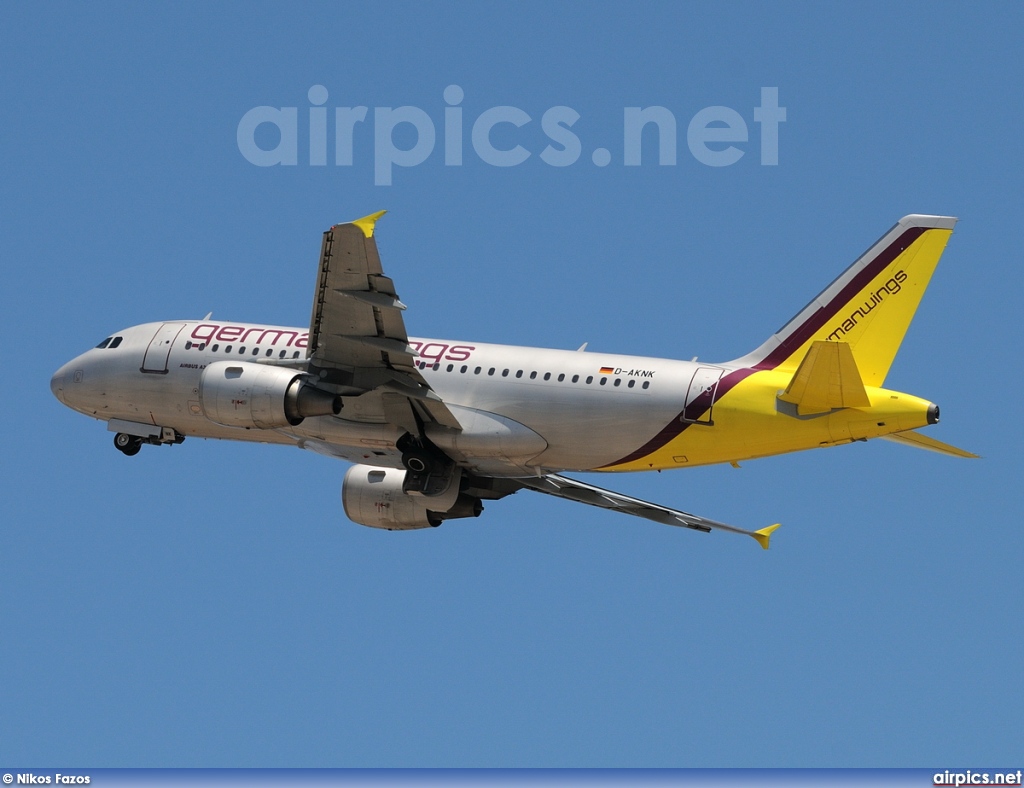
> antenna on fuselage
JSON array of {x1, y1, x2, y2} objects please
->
[
  {"x1": 202, "y1": 312, "x2": 213, "y2": 320},
  {"x1": 576, "y1": 342, "x2": 588, "y2": 352}
]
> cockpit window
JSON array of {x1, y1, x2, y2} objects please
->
[
  {"x1": 109, "y1": 336, "x2": 123, "y2": 349},
  {"x1": 95, "y1": 338, "x2": 112, "y2": 349}
]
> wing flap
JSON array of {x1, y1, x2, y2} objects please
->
[
  {"x1": 306, "y1": 212, "x2": 460, "y2": 429},
  {"x1": 309, "y1": 214, "x2": 409, "y2": 370}
]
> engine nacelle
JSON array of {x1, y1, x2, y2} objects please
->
[
  {"x1": 200, "y1": 360, "x2": 340, "y2": 429},
  {"x1": 342, "y1": 464, "x2": 483, "y2": 531}
]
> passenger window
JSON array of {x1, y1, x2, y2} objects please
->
[
  {"x1": 225, "y1": 345, "x2": 232, "y2": 353},
  {"x1": 628, "y1": 379, "x2": 635, "y2": 388},
  {"x1": 557, "y1": 373, "x2": 564, "y2": 382},
  {"x1": 488, "y1": 368, "x2": 495, "y2": 376},
  {"x1": 279, "y1": 350, "x2": 286, "y2": 358},
  {"x1": 543, "y1": 372, "x2": 550, "y2": 381},
  {"x1": 530, "y1": 371, "x2": 537, "y2": 380},
  {"x1": 110, "y1": 337, "x2": 123, "y2": 349},
  {"x1": 292, "y1": 351, "x2": 299, "y2": 359},
  {"x1": 572, "y1": 375, "x2": 579, "y2": 383},
  {"x1": 95, "y1": 337, "x2": 112, "y2": 349},
  {"x1": 642, "y1": 381, "x2": 650, "y2": 389},
  {"x1": 475, "y1": 366, "x2": 482, "y2": 374},
  {"x1": 447, "y1": 364, "x2": 454, "y2": 372},
  {"x1": 515, "y1": 370, "x2": 523, "y2": 378},
  {"x1": 599, "y1": 377, "x2": 607, "y2": 385},
  {"x1": 252, "y1": 348, "x2": 259, "y2": 356},
  {"x1": 185, "y1": 341, "x2": 192, "y2": 349},
  {"x1": 586, "y1": 376, "x2": 593, "y2": 384},
  {"x1": 239, "y1": 346, "x2": 246, "y2": 354},
  {"x1": 266, "y1": 349, "x2": 272, "y2": 357},
  {"x1": 461, "y1": 365, "x2": 468, "y2": 373},
  {"x1": 212, "y1": 344, "x2": 219, "y2": 352},
  {"x1": 613, "y1": 378, "x2": 621, "y2": 387},
  {"x1": 502, "y1": 369, "x2": 509, "y2": 377}
]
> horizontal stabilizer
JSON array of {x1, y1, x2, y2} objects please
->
[
  {"x1": 881, "y1": 430, "x2": 979, "y2": 459},
  {"x1": 778, "y1": 340, "x2": 870, "y2": 415}
]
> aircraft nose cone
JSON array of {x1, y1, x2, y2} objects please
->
[{"x1": 50, "y1": 366, "x2": 67, "y2": 404}]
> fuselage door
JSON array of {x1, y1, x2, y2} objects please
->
[
  {"x1": 682, "y1": 366, "x2": 723, "y2": 425},
  {"x1": 141, "y1": 322, "x2": 186, "y2": 374}
]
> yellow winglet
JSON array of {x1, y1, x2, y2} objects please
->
[
  {"x1": 752, "y1": 523, "x2": 781, "y2": 550},
  {"x1": 350, "y1": 210, "x2": 387, "y2": 238}
]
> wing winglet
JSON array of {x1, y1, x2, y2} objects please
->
[
  {"x1": 752, "y1": 523, "x2": 782, "y2": 550},
  {"x1": 349, "y1": 210, "x2": 387, "y2": 238}
]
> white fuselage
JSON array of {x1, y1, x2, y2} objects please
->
[{"x1": 51, "y1": 319, "x2": 716, "y2": 475}]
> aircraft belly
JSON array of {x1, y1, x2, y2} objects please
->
[
  {"x1": 526, "y1": 399, "x2": 683, "y2": 470},
  {"x1": 303, "y1": 416, "x2": 403, "y2": 449},
  {"x1": 424, "y1": 405, "x2": 547, "y2": 472}
]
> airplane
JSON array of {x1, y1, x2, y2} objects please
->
[{"x1": 50, "y1": 212, "x2": 977, "y2": 548}]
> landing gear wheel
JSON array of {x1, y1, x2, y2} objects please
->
[
  {"x1": 402, "y1": 449, "x2": 434, "y2": 475},
  {"x1": 114, "y1": 432, "x2": 142, "y2": 456}
]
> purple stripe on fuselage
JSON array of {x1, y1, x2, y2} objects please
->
[
  {"x1": 601, "y1": 227, "x2": 927, "y2": 468},
  {"x1": 750, "y1": 227, "x2": 925, "y2": 371}
]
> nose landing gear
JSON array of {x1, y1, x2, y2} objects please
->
[
  {"x1": 113, "y1": 432, "x2": 143, "y2": 456},
  {"x1": 113, "y1": 428, "x2": 185, "y2": 456}
]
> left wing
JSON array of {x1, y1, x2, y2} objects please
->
[
  {"x1": 517, "y1": 473, "x2": 781, "y2": 549},
  {"x1": 307, "y1": 212, "x2": 459, "y2": 430}
]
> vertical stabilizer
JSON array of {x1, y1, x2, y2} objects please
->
[{"x1": 733, "y1": 215, "x2": 956, "y2": 385}]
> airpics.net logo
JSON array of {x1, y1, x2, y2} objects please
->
[{"x1": 236, "y1": 85, "x2": 786, "y2": 186}]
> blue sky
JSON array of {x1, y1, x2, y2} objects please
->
[{"x1": 2, "y1": 0, "x2": 1022, "y2": 768}]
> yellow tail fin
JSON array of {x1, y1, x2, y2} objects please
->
[{"x1": 735, "y1": 215, "x2": 956, "y2": 385}]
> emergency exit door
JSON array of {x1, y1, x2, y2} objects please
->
[
  {"x1": 141, "y1": 322, "x2": 186, "y2": 373},
  {"x1": 682, "y1": 366, "x2": 723, "y2": 425}
]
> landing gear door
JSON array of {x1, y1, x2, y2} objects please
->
[
  {"x1": 683, "y1": 366, "x2": 723, "y2": 425},
  {"x1": 142, "y1": 322, "x2": 186, "y2": 373}
]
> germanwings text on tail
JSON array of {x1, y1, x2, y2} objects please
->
[{"x1": 51, "y1": 212, "x2": 976, "y2": 548}]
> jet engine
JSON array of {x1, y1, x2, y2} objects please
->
[
  {"x1": 200, "y1": 360, "x2": 340, "y2": 429},
  {"x1": 342, "y1": 464, "x2": 483, "y2": 530}
]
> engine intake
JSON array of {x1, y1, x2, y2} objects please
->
[{"x1": 200, "y1": 360, "x2": 340, "y2": 429}]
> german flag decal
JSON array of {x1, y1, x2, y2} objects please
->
[{"x1": 599, "y1": 366, "x2": 614, "y2": 375}]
